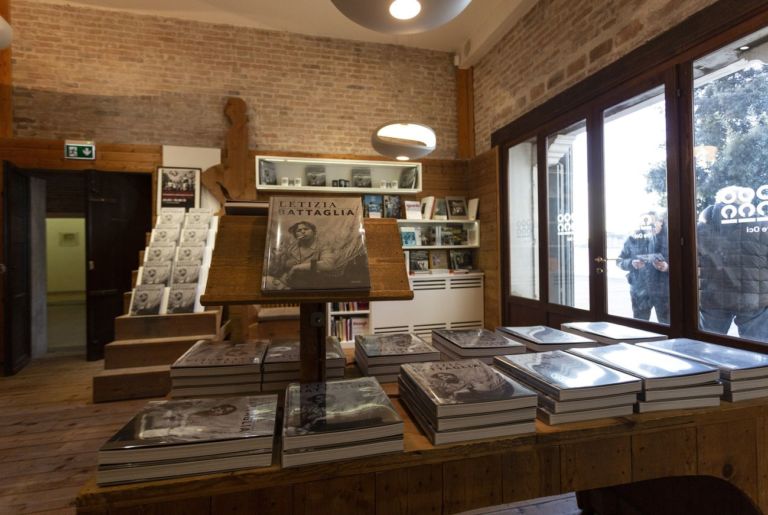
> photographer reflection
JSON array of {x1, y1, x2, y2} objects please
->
[{"x1": 616, "y1": 211, "x2": 670, "y2": 324}]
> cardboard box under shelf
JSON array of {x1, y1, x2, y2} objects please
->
[{"x1": 114, "y1": 308, "x2": 222, "y2": 341}]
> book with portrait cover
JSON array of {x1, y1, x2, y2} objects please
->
[
  {"x1": 171, "y1": 340, "x2": 268, "y2": 375},
  {"x1": 400, "y1": 359, "x2": 537, "y2": 418},
  {"x1": 262, "y1": 197, "x2": 371, "y2": 292},
  {"x1": 98, "y1": 395, "x2": 277, "y2": 464},
  {"x1": 137, "y1": 263, "x2": 171, "y2": 287},
  {"x1": 638, "y1": 338, "x2": 768, "y2": 380},
  {"x1": 172, "y1": 261, "x2": 200, "y2": 285},
  {"x1": 282, "y1": 377, "x2": 403, "y2": 449},
  {"x1": 494, "y1": 350, "x2": 642, "y2": 401},
  {"x1": 355, "y1": 333, "x2": 439, "y2": 364},
  {"x1": 144, "y1": 242, "x2": 176, "y2": 264},
  {"x1": 433, "y1": 329, "x2": 526, "y2": 354},
  {"x1": 262, "y1": 338, "x2": 345, "y2": 372},
  {"x1": 166, "y1": 283, "x2": 198, "y2": 314},
  {"x1": 129, "y1": 284, "x2": 166, "y2": 316}
]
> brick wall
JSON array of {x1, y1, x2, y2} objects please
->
[
  {"x1": 473, "y1": 0, "x2": 718, "y2": 154},
  {"x1": 10, "y1": 1, "x2": 458, "y2": 158}
]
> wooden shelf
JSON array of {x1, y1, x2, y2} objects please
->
[{"x1": 200, "y1": 216, "x2": 414, "y2": 306}]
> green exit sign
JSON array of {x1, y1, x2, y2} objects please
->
[{"x1": 64, "y1": 140, "x2": 96, "y2": 160}]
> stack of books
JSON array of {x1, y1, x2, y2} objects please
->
[
  {"x1": 494, "y1": 350, "x2": 642, "y2": 425},
  {"x1": 639, "y1": 338, "x2": 768, "y2": 402},
  {"x1": 569, "y1": 343, "x2": 722, "y2": 413},
  {"x1": 496, "y1": 325, "x2": 597, "y2": 352},
  {"x1": 281, "y1": 377, "x2": 403, "y2": 467},
  {"x1": 399, "y1": 360, "x2": 537, "y2": 445},
  {"x1": 97, "y1": 396, "x2": 277, "y2": 485},
  {"x1": 355, "y1": 333, "x2": 440, "y2": 383},
  {"x1": 431, "y1": 329, "x2": 525, "y2": 364},
  {"x1": 261, "y1": 338, "x2": 346, "y2": 392},
  {"x1": 560, "y1": 321, "x2": 666, "y2": 345},
  {"x1": 170, "y1": 340, "x2": 267, "y2": 398}
]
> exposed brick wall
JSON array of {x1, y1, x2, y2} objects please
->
[
  {"x1": 10, "y1": 1, "x2": 458, "y2": 158},
  {"x1": 473, "y1": 0, "x2": 718, "y2": 154}
]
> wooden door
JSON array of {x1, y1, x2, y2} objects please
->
[
  {"x1": 2, "y1": 161, "x2": 32, "y2": 375},
  {"x1": 85, "y1": 171, "x2": 151, "y2": 360}
]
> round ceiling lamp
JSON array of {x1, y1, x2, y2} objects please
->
[
  {"x1": 331, "y1": 0, "x2": 472, "y2": 35},
  {"x1": 372, "y1": 123, "x2": 436, "y2": 161}
]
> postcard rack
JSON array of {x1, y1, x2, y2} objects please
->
[{"x1": 200, "y1": 215, "x2": 413, "y2": 382}]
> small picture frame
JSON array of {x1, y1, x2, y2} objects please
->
[
  {"x1": 446, "y1": 196, "x2": 469, "y2": 220},
  {"x1": 157, "y1": 167, "x2": 201, "y2": 212}
]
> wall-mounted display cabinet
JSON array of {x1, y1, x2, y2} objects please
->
[{"x1": 256, "y1": 155, "x2": 422, "y2": 194}]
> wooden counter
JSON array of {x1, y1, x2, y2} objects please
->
[{"x1": 75, "y1": 395, "x2": 768, "y2": 514}]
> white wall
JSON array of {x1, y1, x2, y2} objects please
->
[{"x1": 46, "y1": 218, "x2": 86, "y2": 293}]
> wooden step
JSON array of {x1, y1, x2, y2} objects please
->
[
  {"x1": 114, "y1": 308, "x2": 222, "y2": 340},
  {"x1": 92, "y1": 365, "x2": 170, "y2": 403},
  {"x1": 104, "y1": 334, "x2": 216, "y2": 369}
]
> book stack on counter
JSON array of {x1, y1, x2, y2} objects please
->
[
  {"x1": 399, "y1": 360, "x2": 537, "y2": 445},
  {"x1": 355, "y1": 333, "x2": 440, "y2": 383},
  {"x1": 560, "y1": 321, "x2": 667, "y2": 345},
  {"x1": 494, "y1": 351, "x2": 642, "y2": 425},
  {"x1": 496, "y1": 325, "x2": 598, "y2": 352},
  {"x1": 261, "y1": 338, "x2": 345, "y2": 392},
  {"x1": 568, "y1": 343, "x2": 722, "y2": 413},
  {"x1": 431, "y1": 329, "x2": 525, "y2": 364},
  {"x1": 97, "y1": 396, "x2": 277, "y2": 485},
  {"x1": 639, "y1": 339, "x2": 768, "y2": 402},
  {"x1": 170, "y1": 340, "x2": 267, "y2": 398},
  {"x1": 281, "y1": 377, "x2": 403, "y2": 467}
]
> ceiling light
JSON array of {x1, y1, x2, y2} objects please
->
[
  {"x1": 389, "y1": 0, "x2": 421, "y2": 20},
  {"x1": 331, "y1": 0, "x2": 471, "y2": 35},
  {"x1": 372, "y1": 123, "x2": 436, "y2": 161},
  {"x1": 0, "y1": 16, "x2": 12, "y2": 49}
]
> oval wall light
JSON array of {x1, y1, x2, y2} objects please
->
[
  {"x1": 371, "y1": 123, "x2": 436, "y2": 161},
  {"x1": 0, "y1": 16, "x2": 12, "y2": 49},
  {"x1": 331, "y1": 0, "x2": 471, "y2": 35}
]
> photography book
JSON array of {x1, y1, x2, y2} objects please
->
[
  {"x1": 129, "y1": 284, "x2": 166, "y2": 316},
  {"x1": 355, "y1": 333, "x2": 439, "y2": 365},
  {"x1": 262, "y1": 196, "x2": 371, "y2": 292},
  {"x1": 98, "y1": 396, "x2": 277, "y2": 464},
  {"x1": 259, "y1": 160, "x2": 277, "y2": 185},
  {"x1": 351, "y1": 167, "x2": 372, "y2": 188},
  {"x1": 150, "y1": 225, "x2": 180, "y2": 244},
  {"x1": 568, "y1": 343, "x2": 720, "y2": 389},
  {"x1": 400, "y1": 359, "x2": 537, "y2": 418},
  {"x1": 166, "y1": 283, "x2": 198, "y2": 314},
  {"x1": 409, "y1": 250, "x2": 430, "y2": 273},
  {"x1": 638, "y1": 338, "x2": 768, "y2": 380},
  {"x1": 494, "y1": 351, "x2": 642, "y2": 401},
  {"x1": 497, "y1": 325, "x2": 597, "y2": 352},
  {"x1": 383, "y1": 195, "x2": 401, "y2": 218},
  {"x1": 184, "y1": 211, "x2": 212, "y2": 227},
  {"x1": 180, "y1": 224, "x2": 210, "y2": 244},
  {"x1": 171, "y1": 339, "x2": 268, "y2": 375},
  {"x1": 282, "y1": 377, "x2": 402, "y2": 450},
  {"x1": 363, "y1": 194, "x2": 383, "y2": 218},
  {"x1": 404, "y1": 200, "x2": 422, "y2": 220},
  {"x1": 263, "y1": 338, "x2": 346, "y2": 372},
  {"x1": 175, "y1": 242, "x2": 206, "y2": 264},
  {"x1": 538, "y1": 392, "x2": 639, "y2": 414},
  {"x1": 432, "y1": 329, "x2": 526, "y2": 356},
  {"x1": 171, "y1": 261, "x2": 201, "y2": 285},
  {"x1": 398, "y1": 166, "x2": 418, "y2": 189},
  {"x1": 138, "y1": 263, "x2": 171, "y2": 287},
  {"x1": 560, "y1": 321, "x2": 667, "y2": 344},
  {"x1": 144, "y1": 242, "x2": 176, "y2": 263},
  {"x1": 420, "y1": 196, "x2": 435, "y2": 220},
  {"x1": 305, "y1": 165, "x2": 327, "y2": 187},
  {"x1": 157, "y1": 210, "x2": 185, "y2": 226}
]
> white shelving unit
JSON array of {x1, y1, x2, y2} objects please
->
[
  {"x1": 256, "y1": 155, "x2": 422, "y2": 194},
  {"x1": 326, "y1": 301, "x2": 371, "y2": 346},
  {"x1": 397, "y1": 219, "x2": 480, "y2": 249}
]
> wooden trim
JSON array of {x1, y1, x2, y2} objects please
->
[
  {"x1": 456, "y1": 67, "x2": 475, "y2": 159},
  {"x1": 0, "y1": 0, "x2": 10, "y2": 139},
  {"x1": 491, "y1": 0, "x2": 768, "y2": 147}
]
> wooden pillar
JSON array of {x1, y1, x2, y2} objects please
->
[
  {"x1": 0, "y1": 0, "x2": 10, "y2": 138},
  {"x1": 456, "y1": 67, "x2": 475, "y2": 159},
  {"x1": 299, "y1": 302, "x2": 327, "y2": 383}
]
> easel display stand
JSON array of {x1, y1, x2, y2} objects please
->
[{"x1": 200, "y1": 215, "x2": 414, "y2": 382}]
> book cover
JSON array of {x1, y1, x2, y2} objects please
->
[
  {"x1": 401, "y1": 359, "x2": 537, "y2": 412},
  {"x1": 150, "y1": 225, "x2": 181, "y2": 244},
  {"x1": 173, "y1": 339, "x2": 268, "y2": 368},
  {"x1": 356, "y1": 333, "x2": 437, "y2": 358},
  {"x1": 433, "y1": 328, "x2": 523, "y2": 350},
  {"x1": 568, "y1": 343, "x2": 720, "y2": 389},
  {"x1": 398, "y1": 167, "x2": 418, "y2": 189},
  {"x1": 184, "y1": 211, "x2": 212, "y2": 228},
  {"x1": 180, "y1": 224, "x2": 209, "y2": 244},
  {"x1": 157, "y1": 211, "x2": 185, "y2": 226},
  {"x1": 129, "y1": 284, "x2": 165, "y2": 316},
  {"x1": 259, "y1": 160, "x2": 278, "y2": 185},
  {"x1": 467, "y1": 198, "x2": 479, "y2": 220},
  {"x1": 383, "y1": 195, "x2": 401, "y2": 218},
  {"x1": 166, "y1": 283, "x2": 198, "y2": 314},
  {"x1": 262, "y1": 197, "x2": 371, "y2": 292},
  {"x1": 433, "y1": 198, "x2": 448, "y2": 220},
  {"x1": 263, "y1": 338, "x2": 345, "y2": 369},
  {"x1": 363, "y1": 194, "x2": 383, "y2": 218},
  {"x1": 144, "y1": 243, "x2": 176, "y2": 264},
  {"x1": 138, "y1": 263, "x2": 171, "y2": 286},
  {"x1": 172, "y1": 261, "x2": 201, "y2": 285},
  {"x1": 404, "y1": 200, "x2": 422, "y2": 220},
  {"x1": 420, "y1": 196, "x2": 434, "y2": 220},
  {"x1": 561, "y1": 321, "x2": 666, "y2": 342},
  {"x1": 494, "y1": 351, "x2": 642, "y2": 401},
  {"x1": 429, "y1": 249, "x2": 448, "y2": 271},
  {"x1": 157, "y1": 167, "x2": 201, "y2": 211},
  {"x1": 446, "y1": 196, "x2": 468, "y2": 220},
  {"x1": 449, "y1": 249, "x2": 473, "y2": 270},
  {"x1": 351, "y1": 168, "x2": 372, "y2": 188},
  {"x1": 498, "y1": 326, "x2": 596, "y2": 345},
  {"x1": 100, "y1": 396, "x2": 277, "y2": 454},
  {"x1": 409, "y1": 250, "x2": 430, "y2": 273},
  {"x1": 638, "y1": 338, "x2": 768, "y2": 380},
  {"x1": 283, "y1": 377, "x2": 402, "y2": 447},
  {"x1": 305, "y1": 165, "x2": 326, "y2": 187},
  {"x1": 175, "y1": 242, "x2": 206, "y2": 264},
  {"x1": 400, "y1": 227, "x2": 418, "y2": 247}
]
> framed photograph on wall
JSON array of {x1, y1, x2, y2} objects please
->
[
  {"x1": 446, "y1": 196, "x2": 468, "y2": 220},
  {"x1": 157, "y1": 167, "x2": 201, "y2": 212}
]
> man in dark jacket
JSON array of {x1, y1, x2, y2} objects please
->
[
  {"x1": 698, "y1": 195, "x2": 768, "y2": 341},
  {"x1": 616, "y1": 212, "x2": 670, "y2": 324}
]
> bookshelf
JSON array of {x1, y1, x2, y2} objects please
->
[{"x1": 326, "y1": 301, "x2": 370, "y2": 345}]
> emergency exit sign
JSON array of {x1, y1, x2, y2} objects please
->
[{"x1": 64, "y1": 140, "x2": 96, "y2": 160}]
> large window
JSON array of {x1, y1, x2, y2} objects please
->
[
  {"x1": 507, "y1": 139, "x2": 539, "y2": 300},
  {"x1": 693, "y1": 28, "x2": 768, "y2": 344}
]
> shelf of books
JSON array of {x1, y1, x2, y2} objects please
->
[
  {"x1": 256, "y1": 155, "x2": 422, "y2": 194},
  {"x1": 327, "y1": 301, "x2": 371, "y2": 345}
]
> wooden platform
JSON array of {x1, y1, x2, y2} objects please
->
[{"x1": 74, "y1": 391, "x2": 768, "y2": 514}]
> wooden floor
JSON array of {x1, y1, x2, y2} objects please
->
[{"x1": 0, "y1": 354, "x2": 582, "y2": 515}]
